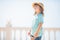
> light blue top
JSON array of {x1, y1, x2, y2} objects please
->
[{"x1": 31, "y1": 13, "x2": 44, "y2": 37}]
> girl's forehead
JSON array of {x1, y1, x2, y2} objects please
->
[
  {"x1": 34, "y1": 5, "x2": 39, "y2": 7},
  {"x1": 34, "y1": 5, "x2": 40, "y2": 8}
]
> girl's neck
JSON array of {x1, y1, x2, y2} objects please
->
[{"x1": 36, "y1": 11, "x2": 41, "y2": 15}]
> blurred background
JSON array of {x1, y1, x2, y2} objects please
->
[{"x1": 0, "y1": 0, "x2": 60, "y2": 40}]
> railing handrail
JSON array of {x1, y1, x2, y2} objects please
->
[{"x1": 0, "y1": 27, "x2": 60, "y2": 31}]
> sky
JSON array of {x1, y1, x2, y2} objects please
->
[{"x1": 0, "y1": 0, "x2": 60, "y2": 28}]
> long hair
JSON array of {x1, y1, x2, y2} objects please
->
[{"x1": 34, "y1": 3, "x2": 44, "y2": 16}]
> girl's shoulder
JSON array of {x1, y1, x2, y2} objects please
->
[{"x1": 38, "y1": 13, "x2": 43, "y2": 17}]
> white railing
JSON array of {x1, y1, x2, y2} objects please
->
[
  {"x1": 43, "y1": 28, "x2": 60, "y2": 40},
  {"x1": 0, "y1": 22, "x2": 60, "y2": 40},
  {"x1": 0, "y1": 27, "x2": 60, "y2": 40}
]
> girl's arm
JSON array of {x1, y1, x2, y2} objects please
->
[
  {"x1": 34, "y1": 23, "x2": 43, "y2": 37},
  {"x1": 28, "y1": 28, "x2": 32, "y2": 36}
]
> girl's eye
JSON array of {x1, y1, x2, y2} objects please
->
[
  {"x1": 34, "y1": 6, "x2": 38, "y2": 9},
  {"x1": 34, "y1": 6, "x2": 39, "y2": 9}
]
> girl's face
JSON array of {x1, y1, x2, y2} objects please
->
[{"x1": 34, "y1": 5, "x2": 41, "y2": 13}]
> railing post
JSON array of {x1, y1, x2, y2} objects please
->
[
  {"x1": 43, "y1": 30, "x2": 45, "y2": 40},
  {"x1": 6, "y1": 27, "x2": 11, "y2": 40},
  {"x1": 54, "y1": 31, "x2": 56, "y2": 40},
  {"x1": 48, "y1": 30, "x2": 50, "y2": 40},
  {"x1": 14, "y1": 30, "x2": 16, "y2": 40},
  {"x1": 0, "y1": 31, "x2": 1, "y2": 40},
  {"x1": 6, "y1": 21, "x2": 12, "y2": 40},
  {"x1": 20, "y1": 30, "x2": 22, "y2": 40}
]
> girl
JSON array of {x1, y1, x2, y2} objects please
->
[{"x1": 29, "y1": 2, "x2": 44, "y2": 40}]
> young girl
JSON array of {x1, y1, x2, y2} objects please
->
[{"x1": 28, "y1": 2, "x2": 44, "y2": 40}]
